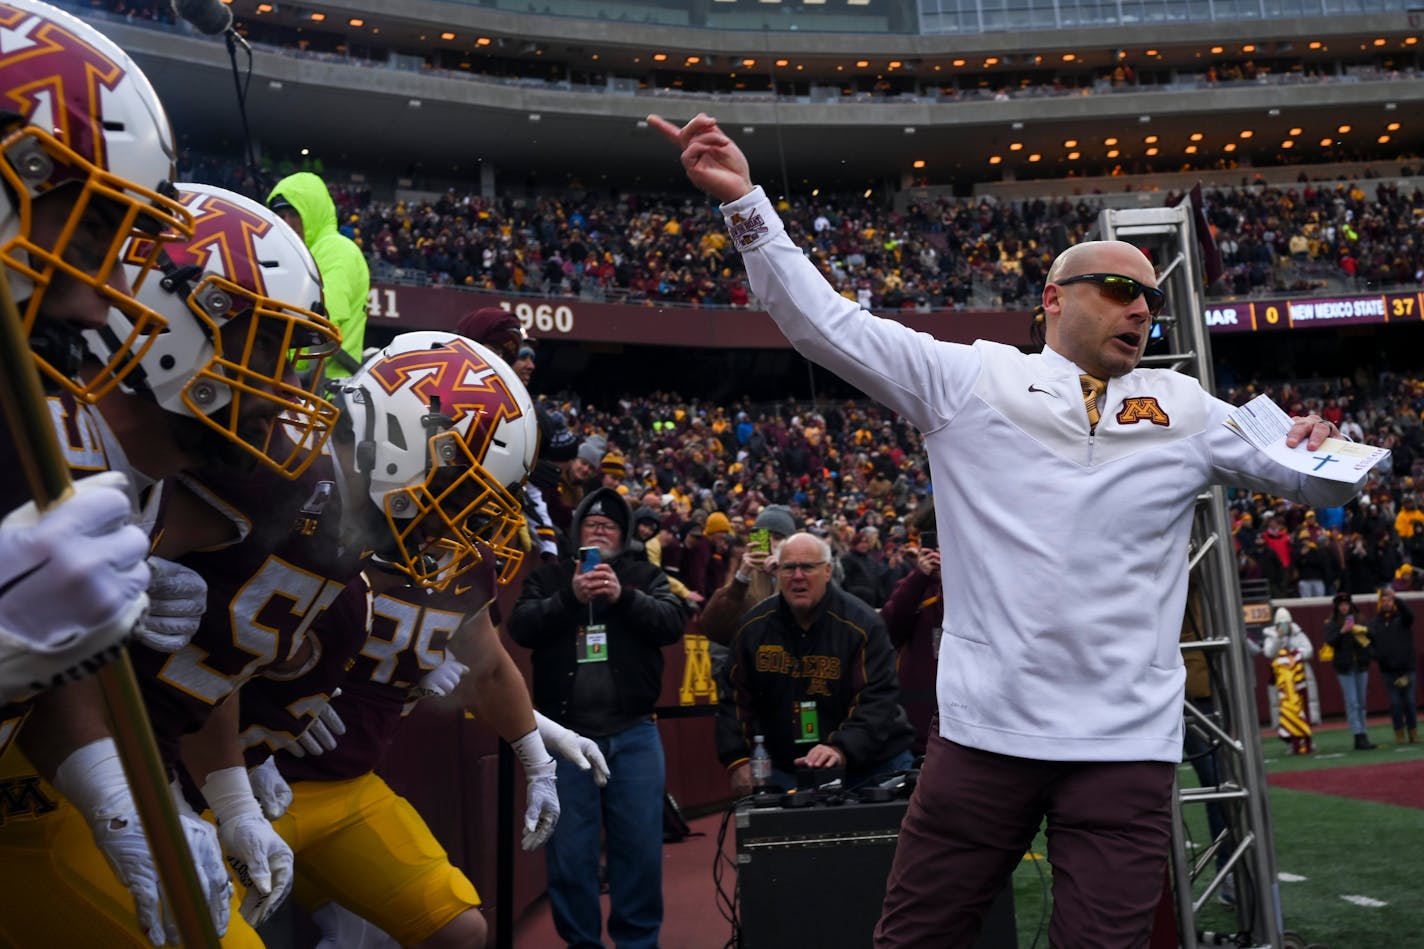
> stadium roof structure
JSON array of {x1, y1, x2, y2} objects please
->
[{"x1": 90, "y1": 2, "x2": 1424, "y2": 191}]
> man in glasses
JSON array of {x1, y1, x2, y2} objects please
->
[
  {"x1": 651, "y1": 112, "x2": 1358, "y2": 948},
  {"x1": 716, "y1": 531, "x2": 914, "y2": 795},
  {"x1": 509, "y1": 487, "x2": 687, "y2": 949}
]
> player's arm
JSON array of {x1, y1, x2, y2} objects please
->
[
  {"x1": 17, "y1": 676, "x2": 112, "y2": 779},
  {"x1": 448, "y1": 609, "x2": 559, "y2": 850},
  {"x1": 449, "y1": 608, "x2": 535, "y2": 742},
  {"x1": 182, "y1": 692, "x2": 295, "y2": 928}
]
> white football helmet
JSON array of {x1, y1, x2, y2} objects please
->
[
  {"x1": 86, "y1": 183, "x2": 340, "y2": 477},
  {"x1": 338, "y1": 332, "x2": 537, "y2": 589},
  {"x1": 0, "y1": 0, "x2": 192, "y2": 399}
]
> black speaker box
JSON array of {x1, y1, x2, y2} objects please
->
[{"x1": 736, "y1": 798, "x2": 1016, "y2": 949}]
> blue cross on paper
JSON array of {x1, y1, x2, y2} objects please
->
[{"x1": 1311, "y1": 453, "x2": 1340, "y2": 471}]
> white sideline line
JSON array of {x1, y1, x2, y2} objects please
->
[
  {"x1": 1278, "y1": 872, "x2": 1307, "y2": 882},
  {"x1": 1341, "y1": 894, "x2": 1388, "y2": 907}
]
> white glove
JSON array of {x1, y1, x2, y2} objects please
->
[
  {"x1": 201, "y1": 766, "x2": 294, "y2": 928},
  {"x1": 0, "y1": 471, "x2": 149, "y2": 700},
  {"x1": 171, "y1": 781, "x2": 234, "y2": 941},
  {"x1": 136, "y1": 556, "x2": 207, "y2": 653},
  {"x1": 248, "y1": 757, "x2": 293, "y2": 821},
  {"x1": 281, "y1": 693, "x2": 347, "y2": 758},
  {"x1": 408, "y1": 656, "x2": 469, "y2": 700},
  {"x1": 53, "y1": 739, "x2": 232, "y2": 945},
  {"x1": 512, "y1": 727, "x2": 559, "y2": 851},
  {"x1": 535, "y1": 711, "x2": 610, "y2": 787}
]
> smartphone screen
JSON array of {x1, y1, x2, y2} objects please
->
[
  {"x1": 579, "y1": 546, "x2": 601, "y2": 573},
  {"x1": 748, "y1": 528, "x2": 770, "y2": 554},
  {"x1": 920, "y1": 530, "x2": 938, "y2": 550}
]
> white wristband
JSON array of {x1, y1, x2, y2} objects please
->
[
  {"x1": 201, "y1": 765, "x2": 264, "y2": 826},
  {"x1": 511, "y1": 727, "x2": 554, "y2": 772},
  {"x1": 52, "y1": 738, "x2": 130, "y2": 816}
]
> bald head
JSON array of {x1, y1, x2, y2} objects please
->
[
  {"x1": 1040, "y1": 240, "x2": 1158, "y2": 379},
  {"x1": 1044, "y1": 240, "x2": 1155, "y2": 287}
]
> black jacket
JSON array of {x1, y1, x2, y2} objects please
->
[
  {"x1": 1324, "y1": 616, "x2": 1373, "y2": 675},
  {"x1": 716, "y1": 583, "x2": 913, "y2": 777},
  {"x1": 508, "y1": 491, "x2": 686, "y2": 730},
  {"x1": 1369, "y1": 599, "x2": 1416, "y2": 675}
]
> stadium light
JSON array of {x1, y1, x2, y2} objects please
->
[
  {"x1": 1388, "y1": 122, "x2": 1401, "y2": 131},
  {"x1": 989, "y1": 156, "x2": 1002, "y2": 164},
  {"x1": 1240, "y1": 130, "x2": 1253, "y2": 138},
  {"x1": 1290, "y1": 127, "x2": 1302, "y2": 135},
  {"x1": 1139, "y1": 115, "x2": 1151, "y2": 123},
  {"x1": 1338, "y1": 124, "x2": 1351, "y2": 134},
  {"x1": 1146, "y1": 147, "x2": 1159, "y2": 156},
  {"x1": 1144, "y1": 135, "x2": 1158, "y2": 143},
  {"x1": 1009, "y1": 142, "x2": 1024, "y2": 151},
  {"x1": 1190, "y1": 132, "x2": 1203, "y2": 141},
  {"x1": 1106, "y1": 149, "x2": 1120, "y2": 158},
  {"x1": 1067, "y1": 151, "x2": 1080, "y2": 160},
  {"x1": 1105, "y1": 137, "x2": 1118, "y2": 145},
  {"x1": 1064, "y1": 139, "x2": 1078, "y2": 148},
  {"x1": 1380, "y1": 135, "x2": 1392, "y2": 143}
]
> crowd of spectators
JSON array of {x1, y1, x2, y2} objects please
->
[
  {"x1": 1230, "y1": 374, "x2": 1424, "y2": 601},
  {"x1": 349, "y1": 174, "x2": 1424, "y2": 310},
  {"x1": 89, "y1": 0, "x2": 1420, "y2": 120},
  {"x1": 526, "y1": 368, "x2": 1424, "y2": 609},
  {"x1": 178, "y1": 146, "x2": 1424, "y2": 313}
]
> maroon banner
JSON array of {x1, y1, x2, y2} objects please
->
[
  {"x1": 367, "y1": 284, "x2": 1030, "y2": 348},
  {"x1": 367, "y1": 283, "x2": 1424, "y2": 347}
]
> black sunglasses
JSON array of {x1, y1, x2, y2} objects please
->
[{"x1": 1055, "y1": 272, "x2": 1166, "y2": 317}]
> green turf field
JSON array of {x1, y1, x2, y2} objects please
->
[{"x1": 1010, "y1": 722, "x2": 1424, "y2": 949}]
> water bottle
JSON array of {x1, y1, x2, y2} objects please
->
[{"x1": 750, "y1": 734, "x2": 772, "y2": 788}]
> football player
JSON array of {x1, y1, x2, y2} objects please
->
[
  {"x1": 0, "y1": 0, "x2": 196, "y2": 703},
  {"x1": 216, "y1": 332, "x2": 601, "y2": 948},
  {"x1": 0, "y1": 2, "x2": 231, "y2": 945},
  {"x1": 0, "y1": 170, "x2": 341, "y2": 946}
]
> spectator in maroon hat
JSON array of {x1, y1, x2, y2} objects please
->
[{"x1": 456, "y1": 306, "x2": 522, "y2": 366}]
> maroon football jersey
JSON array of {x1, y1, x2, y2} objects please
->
[
  {"x1": 132, "y1": 448, "x2": 363, "y2": 766},
  {"x1": 267, "y1": 555, "x2": 497, "y2": 783}
]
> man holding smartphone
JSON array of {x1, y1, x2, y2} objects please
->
[{"x1": 510, "y1": 488, "x2": 688, "y2": 949}]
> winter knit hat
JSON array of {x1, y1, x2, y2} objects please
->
[
  {"x1": 704, "y1": 512, "x2": 732, "y2": 536},
  {"x1": 753, "y1": 505, "x2": 796, "y2": 539}
]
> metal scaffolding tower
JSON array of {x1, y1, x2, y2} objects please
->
[{"x1": 1092, "y1": 205, "x2": 1292, "y2": 949}]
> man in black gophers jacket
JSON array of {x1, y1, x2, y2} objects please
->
[
  {"x1": 717, "y1": 531, "x2": 914, "y2": 795},
  {"x1": 509, "y1": 487, "x2": 686, "y2": 949}
]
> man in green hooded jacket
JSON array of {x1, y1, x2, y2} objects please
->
[{"x1": 268, "y1": 172, "x2": 369, "y2": 379}]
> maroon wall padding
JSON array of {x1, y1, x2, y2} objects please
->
[{"x1": 368, "y1": 284, "x2": 1029, "y2": 349}]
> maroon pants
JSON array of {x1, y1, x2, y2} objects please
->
[{"x1": 875, "y1": 734, "x2": 1174, "y2": 949}]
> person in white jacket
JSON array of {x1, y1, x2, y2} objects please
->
[
  {"x1": 650, "y1": 111, "x2": 1361, "y2": 949},
  {"x1": 1264, "y1": 606, "x2": 1319, "y2": 754}
]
